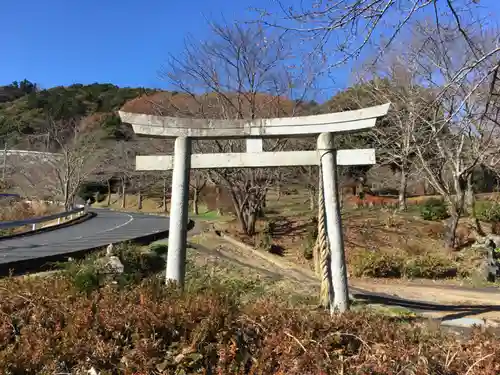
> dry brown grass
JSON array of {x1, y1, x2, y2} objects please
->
[
  {"x1": 0, "y1": 199, "x2": 58, "y2": 222},
  {"x1": 1, "y1": 252, "x2": 500, "y2": 374},
  {"x1": 0, "y1": 199, "x2": 61, "y2": 235}
]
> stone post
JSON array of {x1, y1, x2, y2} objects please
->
[
  {"x1": 317, "y1": 132, "x2": 349, "y2": 312},
  {"x1": 166, "y1": 136, "x2": 192, "y2": 287}
]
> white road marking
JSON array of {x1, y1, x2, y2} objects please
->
[{"x1": 98, "y1": 213, "x2": 134, "y2": 234}]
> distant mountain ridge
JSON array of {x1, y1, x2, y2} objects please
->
[{"x1": 0, "y1": 80, "x2": 155, "y2": 148}]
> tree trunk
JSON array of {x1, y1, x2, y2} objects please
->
[
  {"x1": 106, "y1": 179, "x2": 112, "y2": 206},
  {"x1": 466, "y1": 173, "x2": 484, "y2": 236},
  {"x1": 466, "y1": 173, "x2": 474, "y2": 215},
  {"x1": 121, "y1": 178, "x2": 126, "y2": 209},
  {"x1": 276, "y1": 182, "x2": 281, "y2": 200},
  {"x1": 193, "y1": 188, "x2": 199, "y2": 215},
  {"x1": 235, "y1": 205, "x2": 248, "y2": 234},
  {"x1": 246, "y1": 208, "x2": 258, "y2": 236},
  {"x1": 162, "y1": 177, "x2": 168, "y2": 213},
  {"x1": 229, "y1": 188, "x2": 250, "y2": 234},
  {"x1": 446, "y1": 212, "x2": 461, "y2": 250},
  {"x1": 64, "y1": 178, "x2": 71, "y2": 211},
  {"x1": 398, "y1": 169, "x2": 408, "y2": 211},
  {"x1": 136, "y1": 176, "x2": 143, "y2": 210},
  {"x1": 309, "y1": 187, "x2": 315, "y2": 211},
  {"x1": 137, "y1": 189, "x2": 142, "y2": 210},
  {"x1": 216, "y1": 185, "x2": 222, "y2": 216}
]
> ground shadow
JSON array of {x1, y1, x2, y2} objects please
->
[{"x1": 351, "y1": 287, "x2": 500, "y2": 322}]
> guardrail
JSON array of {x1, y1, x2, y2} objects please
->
[
  {"x1": 0, "y1": 204, "x2": 88, "y2": 233},
  {"x1": 0, "y1": 193, "x2": 21, "y2": 198}
]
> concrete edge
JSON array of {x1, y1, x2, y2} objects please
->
[{"x1": 0, "y1": 212, "x2": 96, "y2": 241}]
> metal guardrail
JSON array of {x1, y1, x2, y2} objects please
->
[
  {"x1": 1, "y1": 149, "x2": 61, "y2": 158},
  {"x1": 0, "y1": 193, "x2": 21, "y2": 198},
  {"x1": 0, "y1": 204, "x2": 87, "y2": 232}
]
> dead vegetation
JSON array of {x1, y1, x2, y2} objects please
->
[
  {"x1": 0, "y1": 198, "x2": 61, "y2": 235},
  {"x1": 1, "y1": 244, "x2": 500, "y2": 374},
  {"x1": 0, "y1": 199, "x2": 52, "y2": 221}
]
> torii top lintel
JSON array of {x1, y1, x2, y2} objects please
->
[{"x1": 119, "y1": 103, "x2": 390, "y2": 139}]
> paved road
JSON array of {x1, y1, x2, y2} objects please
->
[{"x1": 0, "y1": 208, "x2": 170, "y2": 265}]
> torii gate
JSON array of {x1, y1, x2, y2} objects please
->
[{"x1": 119, "y1": 103, "x2": 390, "y2": 311}]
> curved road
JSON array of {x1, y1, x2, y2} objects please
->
[{"x1": 0, "y1": 208, "x2": 170, "y2": 265}]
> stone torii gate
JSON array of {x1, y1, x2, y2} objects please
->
[{"x1": 119, "y1": 103, "x2": 390, "y2": 311}]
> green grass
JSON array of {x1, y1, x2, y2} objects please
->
[{"x1": 192, "y1": 209, "x2": 221, "y2": 220}]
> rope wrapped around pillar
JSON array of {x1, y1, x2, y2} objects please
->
[{"x1": 315, "y1": 168, "x2": 333, "y2": 309}]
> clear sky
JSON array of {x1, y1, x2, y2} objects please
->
[
  {"x1": 1, "y1": 0, "x2": 275, "y2": 90},
  {"x1": 2, "y1": 0, "x2": 499, "y2": 94}
]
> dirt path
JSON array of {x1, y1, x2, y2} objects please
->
[{"x1": 188, "y1": 230, "x2": 500, "y2": 322}]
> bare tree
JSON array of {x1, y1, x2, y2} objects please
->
[
  {"x1": 363, "y1": 71, "x2": 433, "y2": 210},
  {"x1": 406, "y1": 22, "x2": 500, "y2": 248},
  {"x1": 161, "y1": 172, "x2": 171, "y2": 213},
  {"x1": 18, "y1": 118, "x2": 103, "y2": 209},
  {"x1": 111, "y1": 141, "x2": 138, "y2": 209},
  {"x1": 258, "y1": 0, "x2": 499, "y2": 83},
  {"x1": 190, "y1": 172, "x2": 207, "y2": 215},
  {"x1": 155, "y1": 22, "x2": 315, "y2": 235}
]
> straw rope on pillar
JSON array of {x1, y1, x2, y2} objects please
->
[
  {"x1": 313, "y1": 171, "x2": 323, "y2": 276},
  {"x1": 315, "y1": 169, "x2": 333, "y2": 309}
]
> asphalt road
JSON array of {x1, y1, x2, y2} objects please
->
[{"x1": 0, "y1": 208, "x2": 170, "y2": 265}]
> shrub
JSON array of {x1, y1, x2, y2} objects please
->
[
  {"x1": 420, "y1": 198, "x2": 449, "y2": 221},
  {"x1": 150, "y1": 243, "x2": 168, "y2": 256},
  {"x1": 116, "y1": 243, "x2": 164, "y2": 280},
  {"x1": 58, "y1": 258, "x2": 102, "y2": 294},
  {"x1": 475, "y1": 201, "x2": 500, "y2": 222},
  {"x1": 351, "y1": 250, "x2": 458, "y2": 279},
  {"x1": 58, "y1": 244, "x2": 164, "y2": 292},
  {"x1": 350, "y1": 251, "x2": 405, "y2": 277},
  {"x1": 303, "y1": 218, "x2": 318, "y2": 260},
  {"x1": 265, "y1": 219, "x2": 277, "y2": 235},
  {"x1": 79, "y1": 193, "x2": 96, "y2": 204},
  {"x1": 404, "y1": 254, "x2": 457, "y2": 279},
  {"x1": 256, "y1": 220, "x2": 276, "y2": 252},
  {"x1": 72, "y1": 265, "x2": 101, "y2": 294},
  {"x1": 95, "y1": 191, "x2": 106, "y2": 203},
  {"x1": 303, "y1": 244, "x2": 314, "y2": 260}
]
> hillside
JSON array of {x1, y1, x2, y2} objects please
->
[
  {"x1": 0, "y1": 80, "x2": 322, "y2": 151},
  {"x1": 0, "y1": 80, "x2": 155, "y2": 148}
]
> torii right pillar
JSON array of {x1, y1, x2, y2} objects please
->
[{"x1": 318, "y1": 132, "x2": 349, "y2": 312}]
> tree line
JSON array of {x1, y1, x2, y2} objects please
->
[{"x1": 3, "y1": 0, "x2": 500, "y2": 251}]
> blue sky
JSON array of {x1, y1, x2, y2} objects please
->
[
  {"x1": 1, "y1": 0, "x2": 275, "y2": 89},
  {"x1": 2, "y1": 0, "x2": 499, "y2": 96}
]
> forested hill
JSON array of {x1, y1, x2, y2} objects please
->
[
  {"x1": 0, "y1": 80, "x2": 155, "y2": 148},
  {"x1": 0, "y1": 80, "x2": 325, "y2": 150},
  {"x1": 0, "y1": 79, "x2": 378, "y2": 151}
]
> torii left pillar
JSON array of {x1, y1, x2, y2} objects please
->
[{"x1": 166, "y1": 136, "x2": 191, "y2": 287}]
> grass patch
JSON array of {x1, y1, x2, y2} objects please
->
[
  {"x1": 57, "y1": 243, "x2": 164, "y2": 294},
  {"x1": 1, "y1": 250, "x2": 500, "y2": 374},
  {"x1": 192, "y1": 209, "x2": 221, "y2": 220}
]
